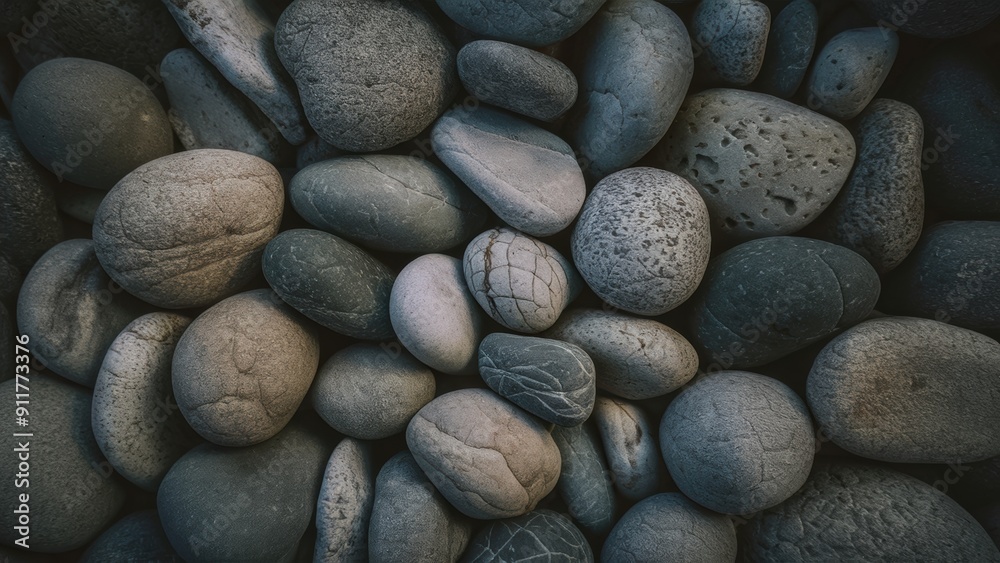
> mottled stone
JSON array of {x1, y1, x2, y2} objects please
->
[
  {"x1": 755, "y1": 0, "x2": 818, "y2": 98},
  {"x1": 568, "y1": 0, "x2": 693, "y2": 179},
  {"x1": 11, "y1": 57, "x2": 173, "y2": 189},
  {"x1": 93, "y1": 149, "x2": 284, "y2": 309},
  {"x1": 654, "y1": 88, "x2": 856, "y2": 242},
  {"x1": 79, "y1": 511, "x2": 179, "y2": 563},
  {"x1": 172, "y1": 289, "x2": 320, "y2": 447},
  {"x1": 263, "y1": 229, "x2": 395, "y2": 340},
  {"x1": 743, "y1": 463, "x2": 1000, "y2": 561},
  {"x1": 855, "y1": 0, "x2": 1000, "y2": 38},
  {"x1": 808, "y1": 317, "x2": 1000, "y2": 463},
  {"x1": 290, "y1": 155, "x2": 487, "y2": 253},
  {"x1": 804, "y1": 28, "x2": 898, "y2": 120},
  {"x1": 551, "y1": 423, "x2": 616, "y2": 536},
  {"x1": 602, "y1": 493, "x2": 738, "y2": 562},
  {"x1": 544, "y1": 309, "x2": 699, "y2": 400},
  {"x1": 595, "y1": 396, "x2": 665, "y2": 502},
  {"x1": 276, "y1": 0, "x2": 457, "y2": 151},
  {"x1": 406, "y1": 388, "x2": 561, "y2": 519},
  {"x1": 462, "y1": 510, "x2": 593, "y2": 562},
  {"x1": 432, "y1": 105, "x2": 585, "y2": 237},
  {"x1": 692, "y1": 0, "x2": 771, "y2": 86},
  {"x1": 314, "y1": 438, "x2": 374, "y2": 563},
  {"x1": 93, "y1": 312, "x2": 199, "y2": 491},
  {"x1": 571, "y1": 167, "x2": 711, "y2": 315},
  {"x1": 660, "y1": 371, "x2": 815, "y2": 514},
  {"x1": 464, "y1": 228, "x2": 581, "y2": 333},
  {"x1": 434, "y1": 0, "x2": 605, "y2": 46}
]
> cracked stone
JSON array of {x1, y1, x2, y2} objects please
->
[
  {"x1": 314, "y1": 438, "x2": 374, "y2": 563},
  {"x1": 551, "y1": 422, "x2": 616, "y2": 536},
  {"x1": 595, "y1": 396, "x2": 666, "y2": 502},
  {"x1": 462, "y1": 509, "x2": 594, "y2": 562},
  {"x1": 692, "y1": 0, "x2": 771, "y2": 86}
]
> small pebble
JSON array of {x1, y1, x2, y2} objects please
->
[
  {"x1": 754, "y1": 0, "x2": 818, "y2": 98},
  {"x1": 804, "y1": 27, "x2": 899, "y2": 120},
  {"x1": 595, "y1": 396, "x2": 665, "y2": 502},
  {"x1": 551, "y1": 422, "x2": 616, "y2": 536}
]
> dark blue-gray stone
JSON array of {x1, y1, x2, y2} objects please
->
[
  {"x1": 479, "y1": 333, "x2": 596, "y2": 427},
  {"x1": 854, "y1": 0, "x2": 1000, "y2": 38},
  {"x1": 692, "y1": 0, "x2": 771, "y2": 86},
  {"x1": 804, "y1": 27, "x2": 898, "y2": 120},
  {"x1": 551, "y1": 422, "x2": 616, "y2": 536},
  {"x1": 461, "y1": 510, "x2": 594, "y2": 563},
  {"x1": 689, "y1": 236, "x2": 880, "y2": 368},
  {"x1": 263, "y1": 228, "x2": 395, "y2": 340},
  {"x1": 434, "y1": 0, "x2": 606, "y2": 47},
  {"x1": 79, "y1": 511, "x2": 179, "y2": 563},
  {"x1": 755, "y1": 0, "x2": 818, "y2": 98}
]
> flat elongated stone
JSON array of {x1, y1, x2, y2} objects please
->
[
  {"x1": 755, "y1": 0, "x2": 818, "y2": 98},
  {"x1": 314, "y1": 438, "x2": 374, "y2": 563},
  {"x1": 551, "y1": 423, "x2": 616, "y2": 536}
]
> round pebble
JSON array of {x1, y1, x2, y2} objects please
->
[
  {"x1": 314, "y1": 438, "x2": 374, "y2": 563},
  {"x1": 551, "y1": 423, "x2": 616, "y2": 536},
  {"x1": 172, "y1": 289, "x2": 320, "y2": 447},
  {"x1": 804, "y1": 27, "x2": 899, "y2": 120},
  {"x1": 854, "y1": 0, "x2": 1000, "y2": 38},
  {"x1": 595, "y1": 396, "x2": 665, "y2": 502},
  {"x1": 571, "y1": 167, "x2": 712, "y2": 316},
  {"x1": 755, "y1": 0, "x2": 818, "y2": 98},
  {"x1": 434, "y1": 0, "x2": 604, "y2": 46},
  {"x1": 692, "y1": 0, "x2": 771, "y2": 86},
  {"x1": 79, "y1": 511, "x2": 179, "y2": 563},
  {"x1": 462, "y1": 510, "x2": 594, "y2": 563}
]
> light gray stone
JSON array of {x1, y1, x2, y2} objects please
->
[
  {"x1": 692, "y1": 0, "x2": 771, "y2": 86},
  {"x1": 314, "y1": 438, "x2": 375, "y2": 563},
  {"x1": 595, "y1": 396, "x2": 665, "y2": 502},
  {"x1": 805, "y1": 27, "x2": 899, "y2": 120},
  {"x1": 551, "y1": 423, "x2": 616, "y2": 536}
]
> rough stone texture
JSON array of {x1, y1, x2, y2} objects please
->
[
  {"x1": 390, "y1": 254, "x2": 486, "y2": 376},
  {"x1": 0, "y1": 375, "x2": 127, "y2": 553},
  {"x1": 464, "y1": 228, "x2": 582, "y2": 333},
  {"x1": 755, "y1": 0, "x2": 818, "y2": 98},
  {"x1": 93, "y1": 312, "x2": 200, "y2": 491},
  {"x1": 855, "y1": 0, "x2": 1000, "y2": 38},
  {"x1": 93, "y1": 149, "x2": 284, "y2": 309},
  {"x1": 660, "y1": 371, "x2": 815, "y2": 514},
  {"x1": 462, "y1": 510, "x2": 594, "y2": 562},
  {"x1": 17, "y1": 239, "x2": 149, "y2": 386},
  {"x1": 571, "y1": 167, "x2": 712, "y2": 316},
  {"x1": 276, "y1": 0, "x2": 457, "y2": 151},
  {"x1": 263, "y1": 229, "x2": 395, "y2": 340},
  {"x1": 406, "y1": 388, "x2": 562, "y2": 519},
  {"x1": 164, "y1": 0, "x2": 307, "y2": 144},
  {"x1": 568, "y1": 0, "x2": 693, "y2": 179},
  {"x1": 79, "y1": 511, "x2": 179, "y2": 563},
  {"x1": 161, "y1": 48, "x2": 292, "y2": 165},
  {"x1": 434, "y1": 0, "x2": 605, "y2": 46},
  {"x1": 690, "y1": 237, "x2": 880, "y2": 368},
  {"x1": 654, "y1": 88, "x2": 856, "y2": 243},
  {"x1": 884, "y1": 222, "x2": 1000, "y2": 331},
  {"x1": 314, "y1": 438, "x2": 375, "y2": 563},
  {"x1": 0, "y1": 119, "x2": 62, "y2": 272},
  {"x1": 692, "y1": 0, "x2": 771, "y2": 86},
  {"x1": 809, "y1": 99, "x2": 924, "y2": 273},
  {"x1": 432, "y1": 105, "x2": 586, "y2": 237},
  {"x1": 290, "y1": 155, "x2": 487, "y2": 253},
  {"x1": 602, "y1": 493, "x2": 738, "y2": 562},
  {"x1": 10, "y1": 57, "x2": 173, "y2": 189},
  {"x1": 551, "y1": 422, "x2": 616, "y2": 536},
  {"x1": 311, "y1": 343, "x2": 436, "y2": 440},
  {"x1": 742, "y1": 463, "x2": 1000, "y2": 561},
  {"x1": 808, "y1": 316, "x2": 1000, "y2": 464},
  {"x1": 595, "y1": 396, "x2": 664, "y2": 502},
  {"x1": 55, "y1": 184, "x2": 105, "y2": 225},
  {"x1": 457, "y1": 40, "x2": 577, "y2": 121},
  {"x1": 172, "y1": 289, "x2": 320, "y2": 447},
  {"x1": 544, "y1": 309, "x2": 699, "y2": 400},
  {"x1": 479, "y1": 333, "x2": 596, "y2": 427},
  {"x1": 157, "y1": 422, "x2": 332, "y2": 562},
  {"x1": 804, "y1": 28, "x2": 898, "y2": 120},
  {"x1": 369, "y1": 452, "x2": 473, "y2": 563}
]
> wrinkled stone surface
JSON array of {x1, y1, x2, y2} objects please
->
[
  {"x1": 755, "y1": 0, "x2": 818, "y2": 98},
  {"x1": 314, "y1": 438, "x2": 374, "y2": 563},
  {"x1": 551, "y1": 423, "x2": 616, "y2": 536},
  {"x1": 692, "y1": 0, "x2": 771, "y2": 86},
  {"x1": 595, "y1": 396, "x2": 665, "y2": 502},
  {"x1": 462, "y1": 510, "x2": 594, "y2": 562},
  {"x1": 435, "y1": 0, "x2": 605, "y2": 46},
  {"x1": 805, "y1": 28, "x2": 898, "y2": 120}
]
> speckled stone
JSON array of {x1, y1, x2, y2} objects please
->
[
  {"x1": 462, "y1": 510, "x2": 594, "y2": 562},
  {"x1": 661, "y1": 371, "x2": 815, "y2": 514},
  {"x1": 479, "y1": 333, "x2": 596, "y2": 427},
  {"x1": 11, "y1": 57, "x2": 173, "y2": 189},
  {"x1": 276, "y1": 0, "x2": 457, "y2": 151},
  {"x1": 568, "y1": 0, "x2": 693, "y2": 179},
  {"x1": 809, "y1": 99, "x2": 924, "y2": 273},
  {"x1": 692, "y1": 0, "x2": 771, "y2": 86},
  {"x1": 93, "y1": 149, "x2": 284, "y2": 309},
  {"x1": 755, "y1": 0, "x2": 818, "y2": 98},
  {"x1": 311, "y1": 343, "x2": 436, "y2": 440},
  {"x1": 390, "y1": 254, "x2": 486, "y2": 376},
  {"x1": 164, "y1": 0, "x2": 307, "y2": 144},
  {"x1": 79, "y1": 511, "x2": 179, "y2": 563},
  {"x1": 602, "y1": 493, "x2": 738, "y2": 562},
  {"x1": 689, "y1": 236, "x2": 880, "y2": 368},
  {"x1": 17, "y1": 239, "x2": 149, "y2": 386},
  {"x1": 808, "y1": 316, "x2": 1000, "y2": 464},
  {"x1": 464, "y1": 228, "x2": 582, "y2": 333},
  {"x1": 653, "y1": 88, "x2": 856, "y2": 243},
  {"x1": 93, "y1": 312, "x2": 200, "y2": 491},
  {"x1": 457, "y1": 40, "x2": 577, "y2": 122},
  {"x1": 432, "y1": 105, "x2": 586, "y2": 237},
  {"x1": 314, "y1": 438, "x2": 374, "y2": 563},
  {"x1": 742, "y1": 463, "x2": 1000, "y2": 561},
  {"x1": 595, "y1": 396, "x2": 665, "y2": 502},
  {"x1": 289, "y1": 155, "x2": 487, "y2": 253},
  {"x1": 571, "y1": 167, "x2": 712, "y2": 316},
  {"x1": 369, "y1": 452, "x2": 473, "y2": 563},
  {"x1": 854, "y1": 0, "x2": 1000, "y2": 38},
  {"x1": 172, "y1": 289, "x2": 320, "y2": 447},
  {"x1": 804, "y1": 28, "x2": 898, "y2": 120},
  {"x1": 434, "y1": 0, "x2": 605, "y2": 46},
  {"x1": 544, "y1": 309, "x2": 699, "y2": 400},
  {"x1": 551, "y1": 422, "x2": 616, "y2": 536},
  {"x1": 263, "y1": 229, "x2": 395, "y2": 340},
  {"x1": 406, "y1": 388, "x2": 562, "y2": 519}
]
